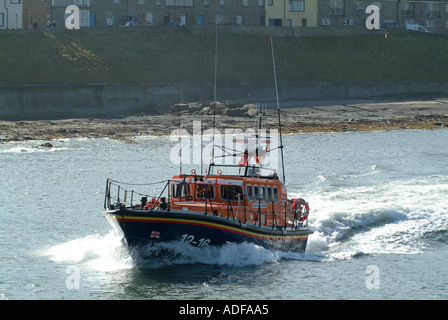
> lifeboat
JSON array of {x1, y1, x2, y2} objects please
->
[{"x1": 102, "y1": 163, "x2": 312, "y2": 258}]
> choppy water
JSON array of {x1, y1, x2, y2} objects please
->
[{"x1": 1, "y1": 129, "x2": 447, "y2": 300}]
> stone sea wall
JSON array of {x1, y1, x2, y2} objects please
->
[{"x1": 1, "y1": 81, "x2": 447, "y2": 118}]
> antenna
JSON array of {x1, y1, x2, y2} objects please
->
[
  {"x1": 270, "y1": 36, "x2": 286, "y2": 184},
  {"x1": 178, "y1": 104, "x2": 182, "y2": 174}
]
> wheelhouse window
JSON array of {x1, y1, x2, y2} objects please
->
[
  {"x1": 246, "y1": 185, "x2": 253, "y2": 201},
  {"x1": 267, "y1": 186, "x2": 272, "y2": 202},
  {"x1": 220, "y1": 185, "x2": 243, "y2": 201},
  {"x1": 273, "y1": 186, "x2": 279, "y2": 203},
  {"x1": 254, "y1": 185, "x2": 259, "y2": 200},
  {"x1": 259, "y1": 186, "x2": 266, "y2": 201},
  {"x1": 172, "y1": 183, "x2": 190, "y2": 199},
  {"x1": 196, "y1": 184, "x2": 214, "y2": 200}
]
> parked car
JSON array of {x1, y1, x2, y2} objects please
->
[
  {"x1": 119, "y1": 22, "x2": 142, "y2": 27},
  {"x1": 380, "y1": 22, "x2": 399, "y2": 29},
  {"x1": 166, "y1": 22, "x2": 182, "y2": 26},
  {"x1": 406, "y1": 24, "x2": 432, "y2": 33}
]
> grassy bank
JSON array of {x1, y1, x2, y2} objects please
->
[{"x1": 1, "y1": 28, "x2": 448, "y2": 85}]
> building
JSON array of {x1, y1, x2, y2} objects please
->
[
  {"x1": 317, "y1": 0, "x2": 448, "y2": 33},
  {"x1": 0, "y1": 0, "x2": 23, "y2": 30},
  {"x1": 317, "y1": 0, "x2": 398, "y2": 28},
  {"x1": 14, "y1": 0, "x2": 448, "y2": 33},
  {"x1": 399, "y1": 0, "x2": 448, "y2": 33},
  {"x1": 126, "y1": 0, "x2": 266, "y2": 27},
  {"x1": 264, "y1": 0, "x2": 318, "y2": 27},
  {"x1": 20, "y1": 0, "x2": 267, "y2": 28}
]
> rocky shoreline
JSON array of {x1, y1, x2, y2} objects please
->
[{"x1": 1, "y1": 98, "x2": 448, "y2": 144}]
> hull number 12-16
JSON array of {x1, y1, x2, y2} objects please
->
[{"x1": 180, "y1": 234, "x2": 211, "y2": 247}]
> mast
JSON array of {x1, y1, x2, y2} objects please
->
[
  {"x1": 212, "y1": 19, "x2": 218, "y2": 165},
  {"x1": 270, "y1": 36, "x2": 286, "y2": 184}
]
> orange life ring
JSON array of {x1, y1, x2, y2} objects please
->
[{"x1": 292, "y1": 198, "x2": 310, "y2": 221}]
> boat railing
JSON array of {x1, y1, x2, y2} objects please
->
[{"x1": 104, "y1": 178, "x2": 169, "y2": 210}]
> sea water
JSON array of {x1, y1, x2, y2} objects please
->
[{"x1": 0, "y1": 129, "x2": 447, "y2": 300}]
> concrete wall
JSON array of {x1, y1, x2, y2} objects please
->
[{"x1": 1, "y1": 81, "x2": 448, "y2": 118}]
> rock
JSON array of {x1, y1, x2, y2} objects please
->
[
  {"x1": 223, "y1": 107, "x2": 248, "y2": 117},
  {"x1": 225, "y1": 101, "x2": 244, "y2": 108},
  {"x1": 246, "y1": 108, "x2": 258, "y2": 117},
  {"x1": 40, "y1": 142, "x2": 53, "y2": 148}
]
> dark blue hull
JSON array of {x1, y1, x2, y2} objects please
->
[{"x1": 103, "y1": 209, "x2": 312, "y2": 258}]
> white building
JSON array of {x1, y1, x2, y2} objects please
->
[{"x1": 0, "y1": 0, "x2": 23, "y2": 30}]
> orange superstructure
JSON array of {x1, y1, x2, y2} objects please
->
[{"x1": 141, "y1": 167, "x2": 309, "y2": 230}]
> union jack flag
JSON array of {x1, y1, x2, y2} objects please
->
[{"x1": 150, "y1": 231, "x2": 160, "y2": 238}]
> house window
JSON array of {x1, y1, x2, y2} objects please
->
[
  {"x1": 322, "y1": 18, "x2": 331, "y2": 25},
  {"x1": 0, "y1": 13, "x2": 4, "y2": 27},
  {"x1": 80, "y1": 10, "x2": 89, "y2": 26},
  {"x1": 344, "y1": 18, "x2": 353, "y2": 25},
  {"x1": 268, "y1": 0, "x2": 273, "y2": 6},
  {"x1": 10, "y1": 0, "x2": 21, "y2": 4},
  {"x1": 289, "y1": 1, "x2": 304, "y2": 12},
  {"x1": 258, "y1": 0, "x2": 264, "y2": 5},
  {"x1": 219, "y1": 0, "x2": 225, "y2": 5},
  {"x1": 330, "y1": 0, "x2": 344, "y2": 15},
  {"x1": 405, "y1": 19, "x2": 414, "y2": 25},
  {"x1": 107, "y1": 13, "x2": 113, "y2": 25},
  {"x1": 146, "y1": 13, "x2": 153, "y2": 26},
  {"x1": 53, "y1": 0, "x2": 89, "y2": 4},
  {"x1": 425, "y1": 20, "x2": 434, "y2": 27},
  {"x1": 138, "y1": 0, "x2": 144, "y2": 4},
  {"x1": 446, "y1": 4, "x2": 448, "y2": 12},
  {"x1": 243, "y1": 0, "x2": 248, "y2": 6},
  {"x1": 155, "y1": 0, "x2": 161, "y2": 4},
  {"x1": 166, "y1": 0, "x2": 193, "y2": 6},
  {"x1": 373, "y1": 2, "x2": 382, "y2": 10},
  {"x1": 401, "y1": 2, "x2": 414, "y2": 16},
  {"x1": 215, "y1": 15, "x2": 222, "y2": 24},
  {"x1": 204, "y1": 0, "x2": 209, "y2": 4},
  {"x1": 427, "y1": 3, "x2": 440, "y2": 18},
  {"x1": 445, "y1": 20, "x2": 448, "y2": 27},
  {"x1": 236, "y1": 15, "x2": 242, "y2": 25},
  {"x1": 114, "y1": 0, "x2": 119, "y2": 3},
  {"x1": 356, "y1": 1, "x2": 365, "y2": 9},
  {"x1": 286, "y1": 19, "x2": 292, "y2": 26}
]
